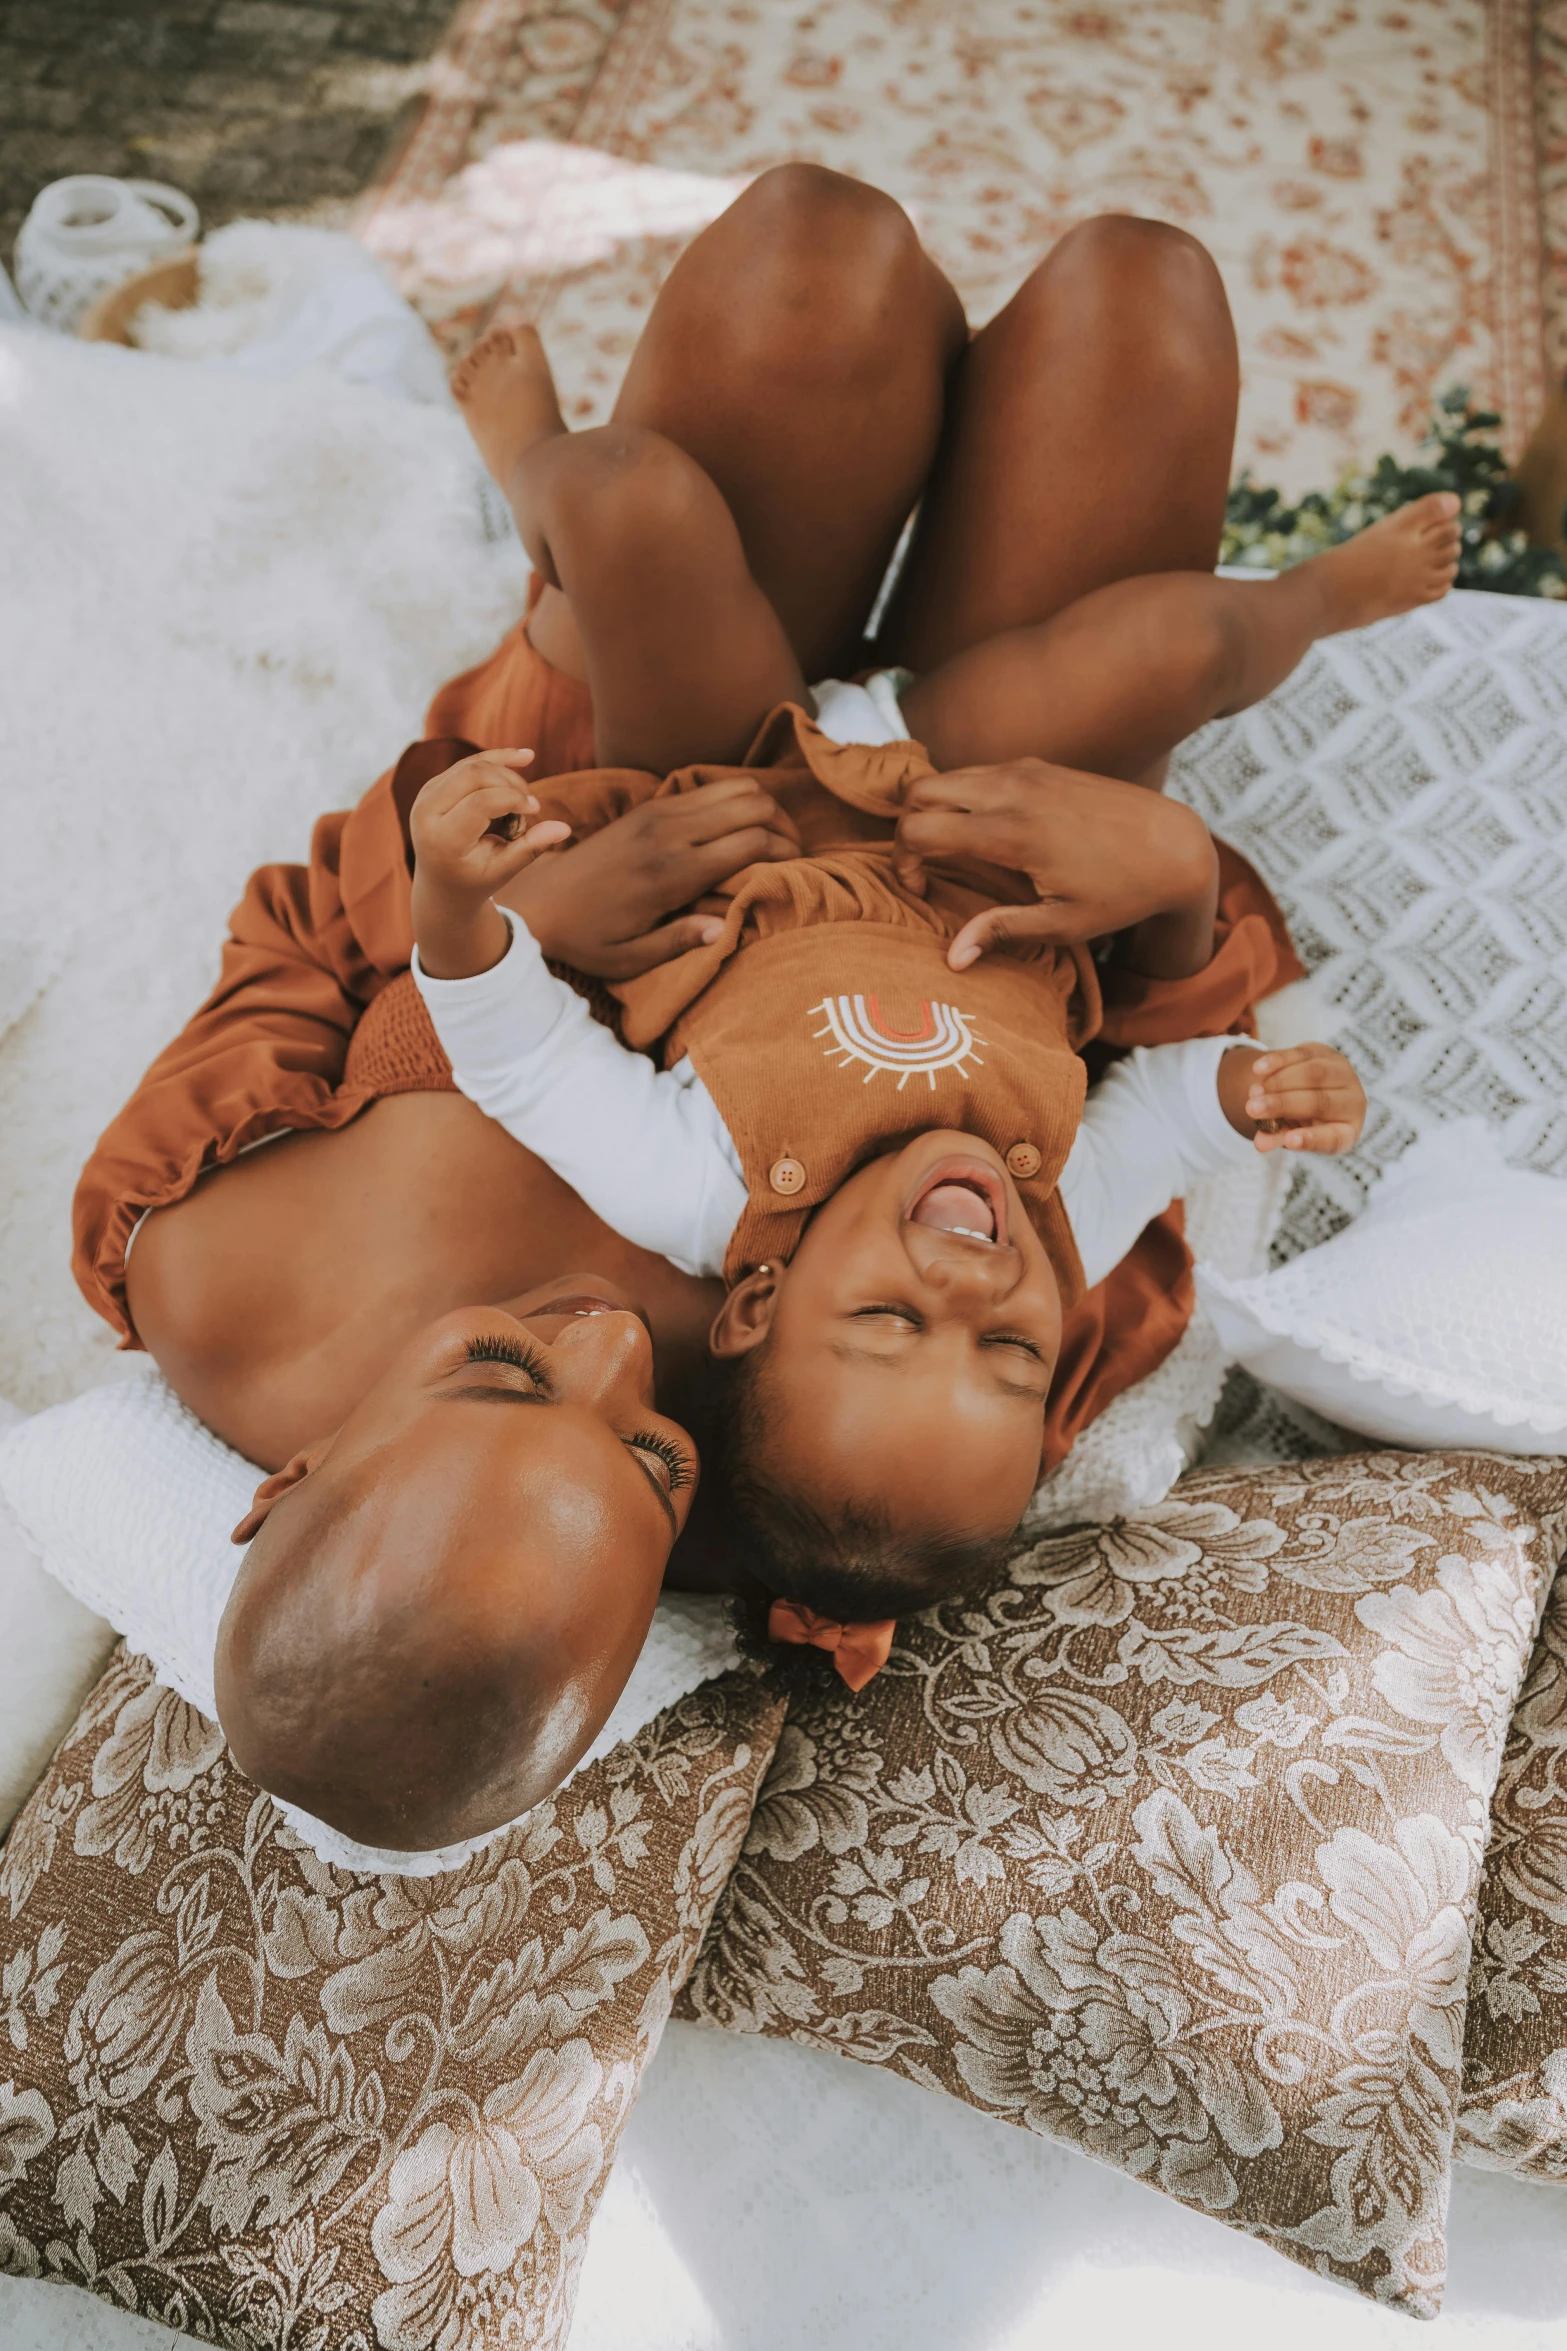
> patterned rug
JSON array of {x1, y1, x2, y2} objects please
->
[{"x1": 362, "y1": 0, "x2": 1549, "y2": 491}]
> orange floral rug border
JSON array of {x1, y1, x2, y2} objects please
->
[{"x1": 365, "y1": 0, "x2": 1552, "y2": 487}]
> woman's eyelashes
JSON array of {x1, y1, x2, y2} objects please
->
[
  {"x1": 463, "y1": 1331, "x2": 552, "y2": 1388},
  {"x1": 626, "y1": 1428, "x2": 694, "y2": 1495},
  {"x1": 982, "y1": 1331, "x2": 1044, "y2": 1361}
]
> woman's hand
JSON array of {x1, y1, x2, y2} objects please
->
[
  {"x1": 410, "y1": 749, "x2": 572, "y2": 979},
  {"x1": 503, "y1": 775, "x2": 800, "y2": 979},
  {"x1": 1220, "y1": 1042, "x2": 1368, "y2": 1154},
  {"x1": 892, "y1": 759, "x2": 1219, "y2": 977}
]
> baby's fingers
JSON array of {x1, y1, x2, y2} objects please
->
[
  {"x1": 1245, "y1": 1056, "x2": 1349, "y2": 1116},
  {"x1": 491, "y1": 816, "x2": 571, "y2": 863},
  {"x1": 1245, "y1": 1082, "x2": 1352, "y2": 1127},
  {"x1": 1253, "y1": 1120, "x2": 1358, "y2": 1156}
]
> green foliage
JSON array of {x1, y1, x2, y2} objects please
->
[{"x1": 1221, "y1": 386, "x2": 1566, "y2": 599}]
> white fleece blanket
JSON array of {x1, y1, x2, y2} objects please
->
[{"x1": 0, "y1": 320, "x2": 525, "y2": 1412}]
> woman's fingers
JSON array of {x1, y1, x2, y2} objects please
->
[
  {"x1": 896, "y1": 805, "x2": 980, "y2": 861},
  {"x1": 901, "y1": 765, "x2": 1006, "y2": 814},
  {"x1": 598, "y1": 911, "x2": 727, "y2": 979},
  {"x1": 946, "y1": 903, "x2": 1058, "y2": 972},
  {"x1": 674, "y1": 778, "x2": 800, "y2": 850},
  {"x1": 679, "y1": 824, "x2": 797, "y2": 894}
]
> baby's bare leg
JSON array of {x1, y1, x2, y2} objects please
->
[
  {"x1": 902, "y1": 496, "x2": 1463, "y2": 779},
  {"x1": 508, "y1": 423, "x2": 805, "y2": 774},
  {"x1": 454, "y1": 165, "x2": 966, "y2": 721},
  {"x1": 886, "y1": 212, "x2": 1460, "y2": 780}
]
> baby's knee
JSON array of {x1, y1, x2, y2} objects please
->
[{"x1": 1134, "y1": 585, "x2": 1246, "y2": 717}]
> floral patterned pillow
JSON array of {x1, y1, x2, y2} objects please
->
[
  {"x1": 680, "y1": 1452, "x2": 1567, "y2": 2319},
  {"x1": 1459, "y1": 1567, "x2": 1567, "y2": 2181},
  {"x1": 0, "y1": 1645, "x2": 785, "y2": 2350}
]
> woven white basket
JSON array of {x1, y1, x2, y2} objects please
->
[{"x1": 14, "y1": 176, "x2": 199, "y2": 333}]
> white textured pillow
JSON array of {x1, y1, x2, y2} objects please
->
[
  {"x1": 1196, "y1": 1120, "x2": 1567, "y2": 1451},
  {"x1": 0, "y1": 1399, "x2": 116, "y2": 1837},
  {"x1": 0, "y1": 1371, "x2": 740, "y2": 1876}
]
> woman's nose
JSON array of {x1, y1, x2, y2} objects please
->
[{"x1": 547, "y1": 1308, "x2": 657, "y2": 1407}]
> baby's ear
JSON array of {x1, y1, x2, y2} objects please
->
[
  {"x1": 230, "y1": 1438, "x2": 334, "y2": 1544},
  {"x1": 708, "y1": 1266, "x2": 780, "y2": 1359}
]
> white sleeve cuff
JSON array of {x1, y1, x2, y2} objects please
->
[
  {"x1": 1169, "y1": 1035, "x2": 1265, "y2": 1167},
  {"x1": 1060, "y1": 1035, "x2": 1261, "y2": 1289}
]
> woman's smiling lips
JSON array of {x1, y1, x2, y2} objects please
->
[
  {"x1": 515, "y1": 1285, "x2": 654, "y2": 1334},
  {"x1": 905, "y1": 1156, "x2": 1010, "y2": 1247}
]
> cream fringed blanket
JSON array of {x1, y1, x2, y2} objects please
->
[{"x1": 363, "y1": 0, "x2": 1547, "y2": 490}]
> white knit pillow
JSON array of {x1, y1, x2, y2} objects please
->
[{"x1": 1196, "y1": 1120, "x2": 1567, "y2": 1450}]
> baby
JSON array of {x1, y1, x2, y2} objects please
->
[{"x1": 407, "y1": 732, "x2": 1367, "y2": 1679}]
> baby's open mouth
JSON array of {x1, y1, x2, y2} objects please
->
[{"x1": 907, "y1": 1159, "x2": 1008, "y2": 1247}]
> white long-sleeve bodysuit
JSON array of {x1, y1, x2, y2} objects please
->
[{"x1": 413, "y1": 910, "x2": 1262, "y2": 1284}]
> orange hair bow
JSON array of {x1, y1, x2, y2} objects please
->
[{"x1": 766, "y1": 1600, "x2": 895, "y2": 1692}]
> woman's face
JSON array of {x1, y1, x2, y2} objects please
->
[
  {"x1": 316, "y1": 1272, "x2": 700, "y2": 1556},
  {"x1": 217, "y1": 1273, "x2": 700, "y2": 1850}
]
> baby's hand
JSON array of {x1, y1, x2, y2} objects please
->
[
  {"x1": 410, "y1": 749, "x2": 572, "y2": 979},
  {"x1": 1223, "y1": 1042, "x2": 1367, "y2": 1155}
]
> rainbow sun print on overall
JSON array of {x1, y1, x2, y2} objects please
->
[{"x1": 811, "y1": 995, "x2": 985, "y2": 1090}]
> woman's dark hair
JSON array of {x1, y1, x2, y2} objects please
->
[{"x1": 710, "y1": 1348, "x2": 1013, "y2": 1643}]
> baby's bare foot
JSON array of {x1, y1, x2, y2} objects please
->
[
  {"x1": 1307, "y1": 491, "x2": 1463, "y2": 632},
  {"x1": 451, "y1": 323, "x2": 567, "y2": 488}
]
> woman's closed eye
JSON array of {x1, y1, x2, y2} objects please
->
[
  {"x1": 625, "y1": 1428, "x2": 694, "y2": 1497},
  {"x1": 981, "y1": 1331, "x2": 1044, "y2": 1361},
  {"x1": 459, "y1": 1331, "x2": 553, "y2": 1388},
  {"x1": 458, "y1": 1335, "x2": 692, "y2": 1513}
]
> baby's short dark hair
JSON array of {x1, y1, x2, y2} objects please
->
[{"x1": 711, "y1": 1349, "x2": 1013, "y2": 1633}]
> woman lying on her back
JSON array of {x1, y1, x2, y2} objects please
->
[{"x1": 75, "y1": 166, "x2": 1454, "y2": 1858}]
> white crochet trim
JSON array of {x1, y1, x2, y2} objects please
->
[
  {"x1": 1196, "y1": 1267, "x2": 1567, "y2": 1430},
  {"x1": 0, "y1": 1372, "x2": 739, "y2": 1878},
  {"x1": 1194, "y1": 1120, "x2": 1567, "y2": 1440},
  {"x1": 1025, "y1": 1150, "x2": 1290, "y2": 1531}
]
